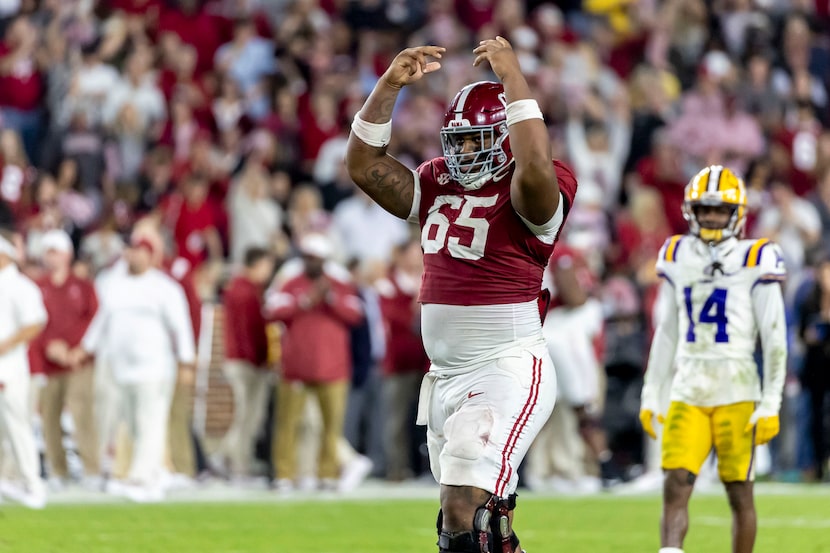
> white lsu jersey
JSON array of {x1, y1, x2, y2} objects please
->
[{"x1": 652, "y1": 234, "x2": 787, "y2": 407}]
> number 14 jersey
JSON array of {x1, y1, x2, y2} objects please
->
[{"x1": 655, "y1": 234, "x2": 786, "y2": 406}]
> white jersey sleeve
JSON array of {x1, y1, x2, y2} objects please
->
[
  {"x1": 641, "y1": 280, "x2": 679, "y2": 411},
  {"x1": 750, "y1": 240, "x2": 787, "y2": 414},
  {"x1": 751, "y1": 239, "x2": 787, "y2": 284},
  {"x1": 655, "y1": 234, "x2": 686, "y2": 286}
]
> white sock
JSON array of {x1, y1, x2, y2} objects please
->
[{"x1": 659, "y1": 548, "x2": 684, "y2": 553}]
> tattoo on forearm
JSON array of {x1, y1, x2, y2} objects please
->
[
  {"x1": 362, "y1": 159, "x2": 413, "y2": 217},
  {"x1": 361, "y1": 95, "x2": 397, "y2": 122}
]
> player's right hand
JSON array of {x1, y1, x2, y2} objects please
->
[
  {"x1": 639, "y1": 408, "x2": 664, "y2": 440},
  {"x1": 382, "y1": 46, "x2": 445, "y2": 89}
]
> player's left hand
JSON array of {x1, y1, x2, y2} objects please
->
[
  {"x1": 473, "y1": 36, "x2": 521, "y2": 82},
  {"x1": 639, "y1": 408, "x2": 664, "y2": 440},
  {"x1": 744, "y1": 410, "x2": 779, "y2": 445}
]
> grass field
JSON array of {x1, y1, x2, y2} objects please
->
[{"x1": 1, "y1": 484, "x2": 829, "y2": 552}]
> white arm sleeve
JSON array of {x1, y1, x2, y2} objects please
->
[
  {"x1": 641, "y1": 280, "x2": 679, "y2": 410},
  {"x1": 517, "y1": 192, "x2": 564, "y2": 244},
  {"x1": 82, "y1": 305, "x2": 107, "y2": 353},
  {"x1": 751, "y1": 282, "x2": 788, "y2": 413},
  {"x1": 165, "y1": 281, "x2": 196, "y2": 365},
  {"x1": 406, "y1": 169, "x2": 421, "y2": 224}
]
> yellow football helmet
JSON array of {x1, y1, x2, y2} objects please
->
[{"x1": 682, "y1": 165, "x2": 747, "y2": 243}]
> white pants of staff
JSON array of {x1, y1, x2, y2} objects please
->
[{"x1": 0, "y1": 369, "x2": 44, "y2": 494}]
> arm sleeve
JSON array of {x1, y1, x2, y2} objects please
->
[
  {"x1": 641, "y1": 280, "x2": 680, "y2": 410},
  {"x1": 406, "y1": 169, "x2": 422, "y2": 224},
  {"x1": 82, "y1": 304, "x2": 107, "y2": 353},
  {"x1": 325, "y1": 285, "x2": 365, "y2": 327},
  {"x1": 264, "y1": 285, "x2": 301, "y2": 322},
  {"x1": 517, "y1": 192, "x2": 564, "y2": 244},
  {"x1": 15, "y1": 279, "x2": 47, "y2": 328},
  {"x1": 751, "y1": 282, "x2": 788, "y2": 413},
  {"x1": 165, "y1": 281, "x2": 196, "y2": 364}
]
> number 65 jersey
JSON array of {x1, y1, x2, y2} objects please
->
[
  {"x1": 644, "y1": 235, "x2": 788, "y2": 409},
  {"x1": 408, "y1": 158, "x2": 578, "y2": 373}
]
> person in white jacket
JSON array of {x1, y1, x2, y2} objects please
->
[
  {"x1": 74, "y1": 235, "x2": 195, "y2": 502},
  {"x1": 0, "y1": 228, "x2": 47, "y2": 508}
]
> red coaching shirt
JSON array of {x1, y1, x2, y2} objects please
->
[{"x1": 29, "y1": 274, "x2": 98, "y2": 375}]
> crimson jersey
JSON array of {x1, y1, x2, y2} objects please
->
[{"x1": 413, "y1": 158, "x2": 578, "y2": 306}]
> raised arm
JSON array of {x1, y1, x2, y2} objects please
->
[
  {"x1": 473, "y1": 37, "x2": 559, "y2": 225},
  {"x1": 345, "y1": 46, "x2": 445, "y2": 219}
]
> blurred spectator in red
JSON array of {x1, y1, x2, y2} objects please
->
[
  {"x1": 0, "y1": 129, "x2": 35, "y2": 220},
  {"x1": 159, "y1": 171, "x2": 223, "y2": 269},
  {"x1": 266, "y1": 233, "x2": 363, "y2": 491},
  {"x1": 632, "y1": 128, "x2": 688, "y2": 234},
  {"x1": 156, "y1": 0, "x2": 224, "y2": 75},
  {"x1": 259, "y1": 83, "x2": 301, "y2": 169},
  {"x1": 610, "y1": 186, "x2": 671, "y2": 279},
  {"x1": 0, "y1": 16, "x2": 44, "y2": 162},
  {"x1": 29, "y1": 230, "x2": 99, "y2": 488},
  {"x1": 376, "y1": 238, "x2": 427, "y2": 481},
  {"x1": 298, "y1": 91, "x2": 341, "y2": 176},
  {"x1": 769, "y1": 99, "x2": 823, "y2": 197},
  {"x1": 22, "y1": 172, "x2": 67, "y2": 261},
  {"x1": 216, "y1": 246, "x2": 274, "y2": 479}
]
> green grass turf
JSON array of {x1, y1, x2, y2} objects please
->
[{"x1": 1, "y1": 492, "x2": 829, "y2": 552}]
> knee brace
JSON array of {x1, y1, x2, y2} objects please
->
[{"x1": 436, "y1": 494, "x2": 521, "y2": 553}]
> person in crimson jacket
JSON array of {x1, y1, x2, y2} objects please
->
[
  {"x1": 376, "y1": 238, "x2": 428, "y2": 481},
  {"x1": 29, "y1": 230, "x2": 100, "y2": 486},
  {"x1": 266, "y1": 233, "x2": 363, "y2": 490},
  {"x1": 217, "y1": 246, "x2": 275, "y2": 479}
]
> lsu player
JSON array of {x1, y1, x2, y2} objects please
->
[
  {"x1": 346, "y1": 38, "x2": 577, "y2": 553},
  {"x1": 639, "y1": 166, "x2": 787, "y2": 553}
]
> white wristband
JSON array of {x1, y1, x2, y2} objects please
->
[
  {"x1": 351, "y1": 113, "x2": 392, "y2": 148},
  {"x1": 505, "y1": 99, "x2": 544, "y2": 126}
]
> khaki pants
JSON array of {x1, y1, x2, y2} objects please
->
[
  {"x1": 274, "y1": 379, "x2": 348, "y2": 481},
  {"x1": 40, "y1": 367, "x2": 99, "y2": 478},
  {"x1": 526, "y1": 403, "x2": 586, "y2": 482},
  {"x1": 220, "y1": 361, "x2": 273, "y2": 477},
  {"x1": 167, "y1": 379, "x2": 195, "y2": 477},
  {"x1": 382, "y1": 371, "x2": 421, "y2": 480}
]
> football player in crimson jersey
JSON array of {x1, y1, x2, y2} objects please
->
[{"x1": 346, "y1": 37, "x2": 578, "y2": 553}]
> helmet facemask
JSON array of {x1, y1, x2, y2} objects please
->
[
  {"x1": 440, "y1": 122, "x2": 511, "y2": 190},
  {"x1": 683, "y1": 197, "x2": 745, "y2": 243}
]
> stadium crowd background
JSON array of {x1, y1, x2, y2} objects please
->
[{"x1": 0, "y1": 0, "x2": 829, "y2": 501}]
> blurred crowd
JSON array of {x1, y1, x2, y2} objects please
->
[{"x1": 0, "y1": 0, "x2": 829, "y2": 506}]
